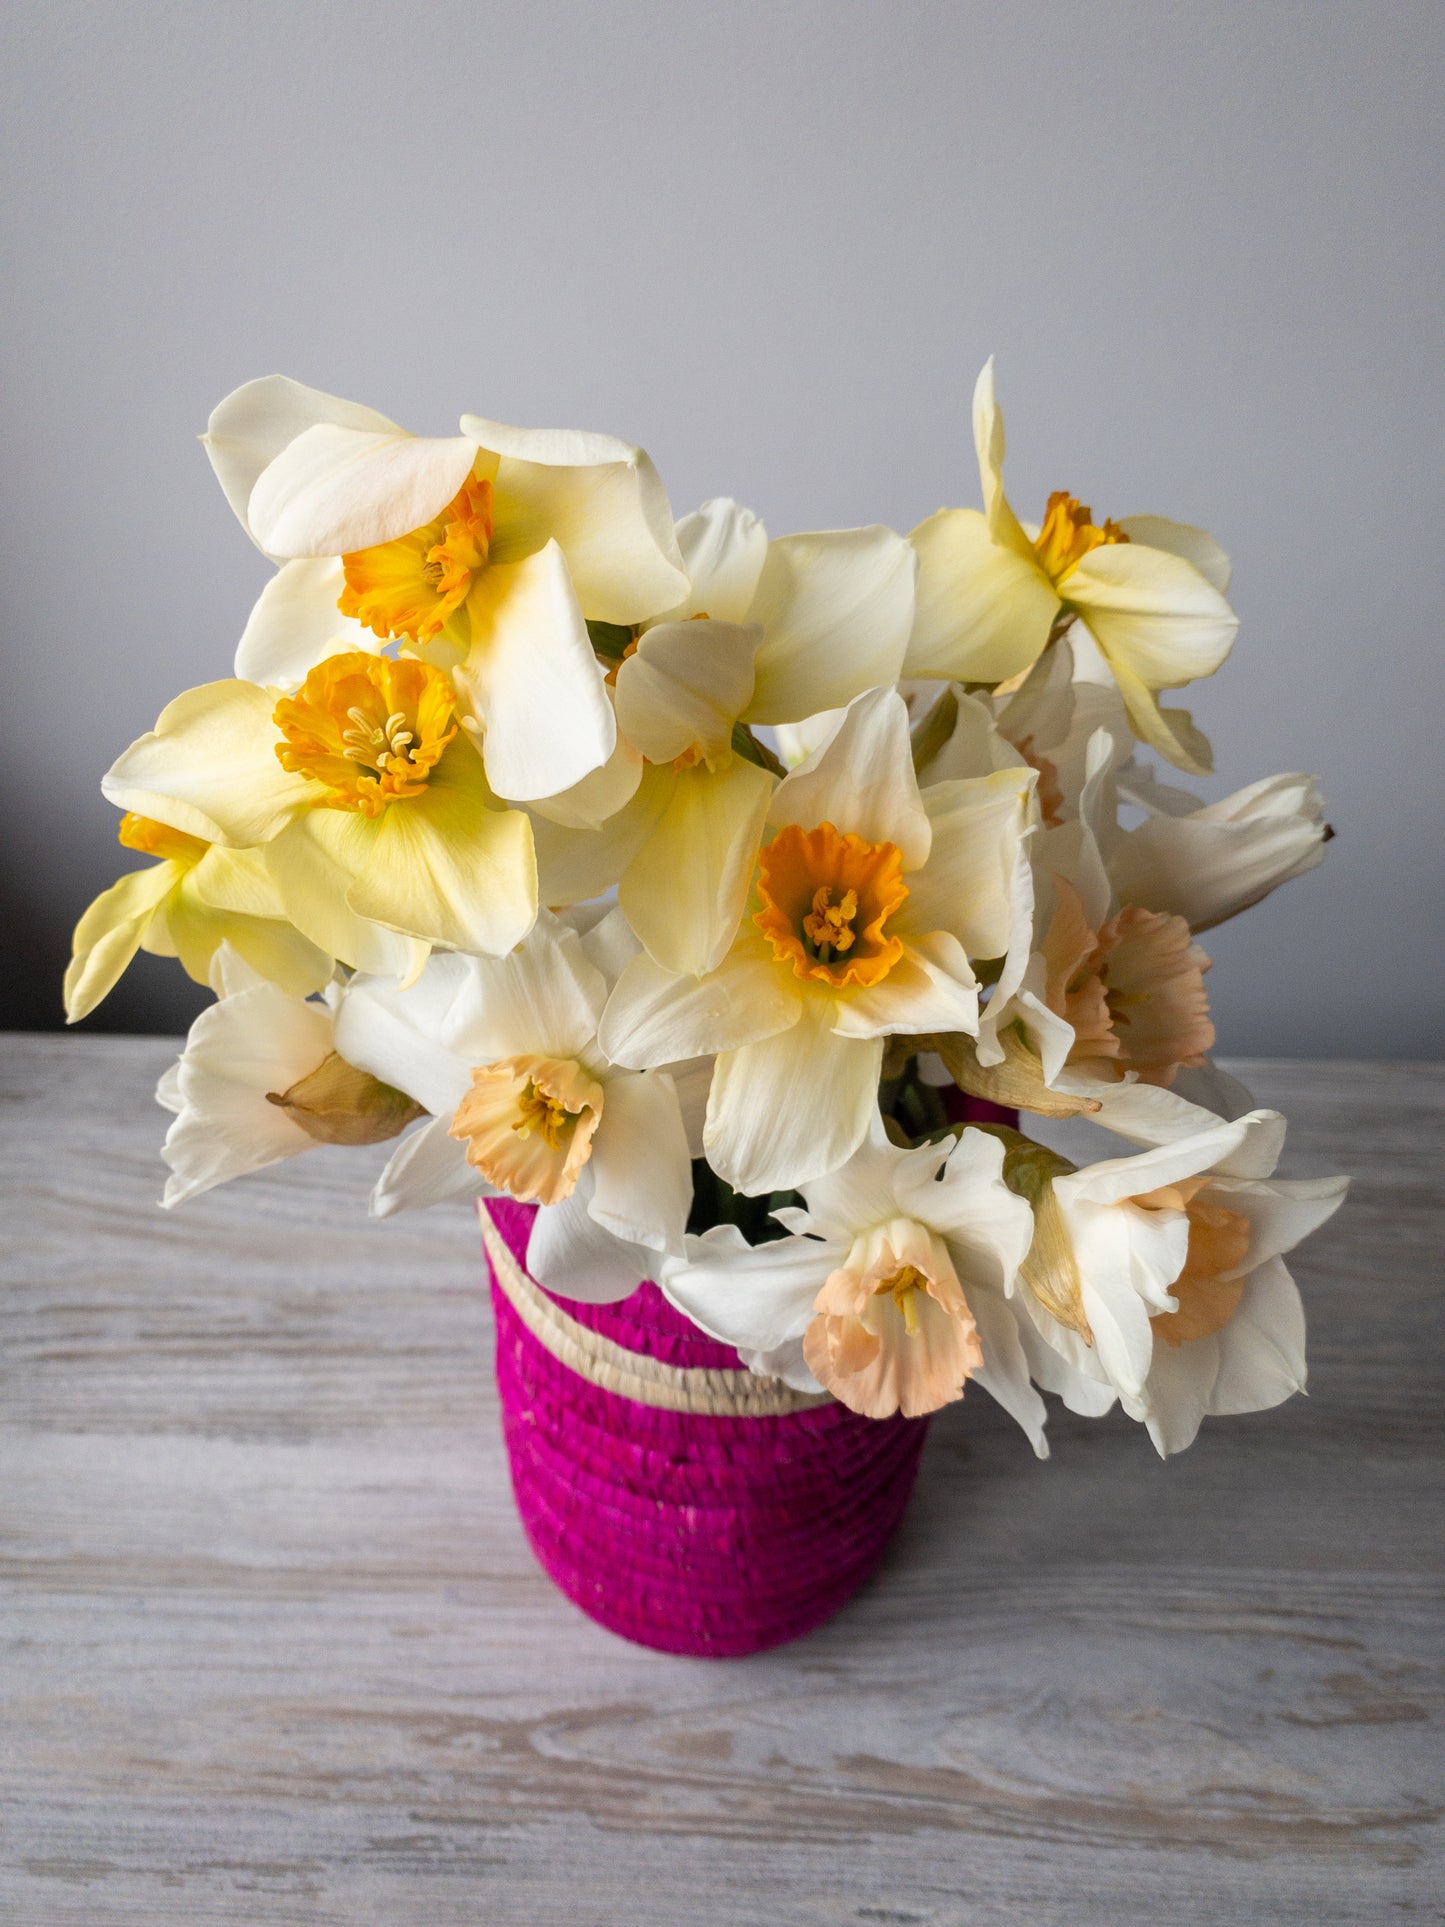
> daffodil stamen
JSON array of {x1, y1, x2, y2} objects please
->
[
  {"x1": 754, "y1": 821, "x2": 908, "y2": 989},
  {"x1": 513, "y1": 1078, "x2": 574, "y2": 1152},
  {"x1": 803, "y1": 885, "x2": 859, "y2": 962},
  {"x1": 273, "y1": 652, "x2": 458, "y2": 816},
  {"x1": 1033, "y1": 491, "x2": 1129, "y2": 586},
  {"x1": 877, "y1": 1262, "x2": 929, "y2": 1336}
]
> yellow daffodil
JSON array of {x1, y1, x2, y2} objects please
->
[
  {"x1": 906, "y1": 360, "x2": 1238, "y2": 774},
  {"x1": 64, "y1": 812, "x2": 332, "y2": 1023},
  {"x1": 530, "y1": 498, "x2": 917, "y2": 976},
  {"x1": 599, "y1": 687, "x2": 1033, "y2": 1194},
  {"x1": 101, "y1": 652, "x2": 536, "y2": 973},
  {"x1": 204, "y1": 375, "x2": 689, "y2": 804}
]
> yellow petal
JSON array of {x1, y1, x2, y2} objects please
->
[
  {"x1": 907, "y1": 506, "x2": 1059, "y2": 683},
  {"x1": 346, "y1": 741, "x2": 537, "y2": 955},
  {"x1": 64, "y1": 862, "x2": 180, "y2": 1022}
]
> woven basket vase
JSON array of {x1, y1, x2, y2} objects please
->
[{"x1": 482, "y1": 1195, "x2": 930, "y2": 1657}]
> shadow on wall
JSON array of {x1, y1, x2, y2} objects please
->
[{"x1": 0, "y1": 857, "x2": 209, "y2": 1037}]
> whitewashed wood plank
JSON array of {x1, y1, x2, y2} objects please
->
[{"x1": 0, "y1": 1037, "x2": 1440, "y2": 1924}]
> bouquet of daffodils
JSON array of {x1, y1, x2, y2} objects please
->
[{"x1": 71, "y1": 362, "x2": 1346, "y2": 1459}]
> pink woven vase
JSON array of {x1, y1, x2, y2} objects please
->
[{"x1": 483, "y1": 1195, "x2": 930, "y2": 1657}]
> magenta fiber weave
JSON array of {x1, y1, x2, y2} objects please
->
[{"x1": 484, "y1": 1196, "x2": 929, "y2": 1657}]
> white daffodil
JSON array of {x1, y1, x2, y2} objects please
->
[
  {"x1": 1003, "y1": 1101, "x2": 1347, "y2": 1454},
  {"x1": 332, "y1": 909, "x2": 694, "y2": 1302},
  {"x1": 101, "y1": 651, "x2": 536, "y2": 972},
  {"x1": 204, "y1": 375, "x2": 688, "y2": 802},
  {"x1": 1110, "y1": 761, "x2": 1331, "y2": 933},
  {"x1": 599, "y1": 686, "x2": 1033, "y2": 1195},
  {"x1": 906, "y1": 359, "x2": 1238, "y2": 775},
  {"x1": 157, "y1": 982, "x2": 423, "y2": 1208},
  {"x1": 529, "y1": 498, "x2": 917, "y2": 977},
  {"x1": 64, "y1": 812, "x2": 332, "y2": 1023},
  {"x1": 663, "y1": 1113, "x2": 1042, "y2": 1439}
]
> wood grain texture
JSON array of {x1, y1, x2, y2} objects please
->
[{"x1": 0, "y1": 1037, "x2": 1440, "y2": 1925}]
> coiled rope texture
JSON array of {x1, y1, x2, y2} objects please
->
[{"x1": 483, "y1": 1197, "x2": 930, "y2": 1657}]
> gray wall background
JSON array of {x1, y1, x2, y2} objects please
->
[{"x1": 2, "y1": 0, "x2": 1440, "y2": 1053}]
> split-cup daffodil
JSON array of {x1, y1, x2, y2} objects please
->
[
  {"x1": 529, "y1": 498, "x2": 918, "y2": 977},
  {"x1": 101, "y1": 651, "x2": 536, "y2": 974},
  {"x1": 204, "y1": 375, "x2": 689, "y2": 803},
  {"x1": 906, "y1": 359, "x2": 1238, "y2": 775},
  {"x1": 64, "y1": 812, "x2": 332, "y2": 1023},
  {"x1": 598, "y1": 685, "x2": 1034, "y2": 1195}
]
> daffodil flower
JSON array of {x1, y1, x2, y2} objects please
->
[
  {"x1": 101, "y1": 652, "x2": 536, "y2": 971},
  {"x1": 599, "y1": 686, "x2": 1034, "y2": 1195},
  {"x1": 204, "y1": 375, "x2": 689, "y2": 802},
  {"x1": 1002, "y1": 1096, "x2": 1347, "y2": 1453},
  {"x1": 157, "y1": 980, "x2": 423, "y2": 1209},
  {"x1": 663, "y1": 1112, "x2": 1041, "y2": 1436},
  {"x1": 529, "y1": 498, "x2": 918, "y2": 977},
  {"x1": 332, "y1": 909, "x2": 695, "y2": 1302},
  {"x1": 906, "y1": 359, "x2": 1238, "y2": 775},
  {"x1": 64, "y1": 812, "x2": 332, "y2": 1023}
]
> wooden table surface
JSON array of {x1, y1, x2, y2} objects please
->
[{"x1": 0, "y1": 1037, "x2": 1440, "y2": 1925}]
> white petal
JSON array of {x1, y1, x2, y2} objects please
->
[
  {"x1": 575, "y1": 903, "x2": 643, "y2": 990},
  {"x1": 1118, "y1": 515, "x2": 1231, "y2": 594},
  {"x1": 903, "y1": 767, "x2": 1032, "y2": 960},
  {"x1": 528, "y1": 761, "x2": 673, "y2": 906},
  {"x1": 588, "y1": 1071, "x2": 692, "y2": 1255},
  {"x1": 371, "y1": 1115, "x2": 489, "y2": 1218},
  {"x1": 705, "y1": 1000, "x2": 882, "y2": 1195},
  {"x1": 801, "y1": 1110, "x2": 946, "y2": 1239},
  {"x1": 1208, "y1": 1173, "x2": 1349, "y2": 1273},
  {"x1": 160, "y1": 985, "x2": 333, "y2": 1206},
  {"x1": 527, "y1": 724, "x2": 644, "y2": 833},
  {"x1": 439, "y1": 914, "x2": 605, "y2": 1063},
  {"x1": 906, "y1": 507, "x2": 1058, "y2": 683},
  {"x1": 1206, "y1": 1256, "x2": 1307, "y2": 1416},
  {"x1": 619, "y1": 757, "x2": 774, "y2": 976},
  {"x1": 249, "y1": 425, "x2": 479, "y2": 558},
  {"x1": 665, "y1": 498, "x2": 769, "y2": 622},
  {"x1": 460, "y1": 416, "x2": 636, "y2": 468},
  {"x1": 203, "y1": 375, "x2": 401, "y2": 545},
  {"x1": 769, "y1": 686, "x2": 931, "y2": 870},
  {"x1": 333, "y1": 964, "x2": 477, "y2": 1116},
  {"x1": 455, "y1": 540, "x2": 615, "y2": 801},
  {"x1": 744, "y1": 527, "x2": 916, "y2": 724},
  {"x1": 599, "y1": 946, "x2": 801, "y2": 1069},
  {"x1": 898, "y1": 1127, "x2": 1034, "y2": 1291},
  {"x1": 102, "y1": 681, "x2": 311, "y2": 847},
  {"x1": 526, "y1": 1166, "x2": 656, "y2": 1303},
  {"x1": 234, "y1": 557, "x2": 379, "y2": 688},
  {"x1": 1056, "y1": 1116, "x2": 1255, "y2": 1208},
  {"x1": 614, "y1": 619, "x2": 760, "y2": 764},
  {"x1": 831, "y1": 932, "x2": 979, "y2": 1040},
  {"x1": 662, "y1": 1226, "x2": 839, "y2": 1356},
  {"x1": 968, "y1": 1287, "x2": 1050, "y2": 1457},
  {"x1": 483, "y1": 440, "x2": 688, "y2": 622},
  {"x1": 1110, "y1": 776, "x2": 1329, "y2": 932}
]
